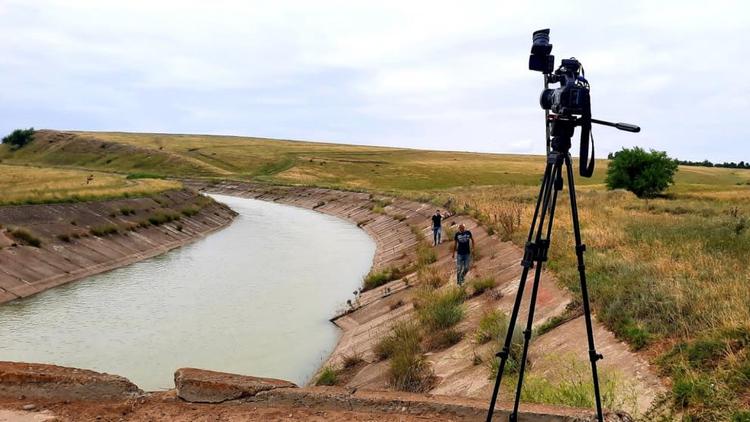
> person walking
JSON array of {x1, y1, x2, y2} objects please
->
[
  {"x1": 431, "y1": 209, "x2": 444, "y2": 246},
  {"x1": 452, "y1": 223, "x2": 474, "y2": 286}
]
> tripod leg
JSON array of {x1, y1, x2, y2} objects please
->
[
  {"x1": 564, "y1": 155, "x2": 604, "y2": 422},
  {"x1": 509, "y1": 157, "x2": 564, "y2": 422},
  {"x1": 485, "y1": 160, "x2": 554, "y2": 422}
]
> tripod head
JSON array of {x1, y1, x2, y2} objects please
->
[{"x1": 529, "y1": 29, "x2": 640, "y2": 177}]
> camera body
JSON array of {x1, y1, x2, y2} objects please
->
[
  {"x1": 529, "y1": 30, "x2": 591, "y2": 117},
  {"x1": 539, "y1": 59, "x2": 590, "y2": 115},
  {"x1": 528, "y1": 29, "x2": 594, "y2": 177}
]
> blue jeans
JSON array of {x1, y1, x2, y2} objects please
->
[
  {"x1": 456, "y1": 253, "x2": 471, "y2": 285},
  {"x1": 433, "y1": 226, "x2": 442, "y2": 245}
]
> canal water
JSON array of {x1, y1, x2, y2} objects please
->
[{"x1": 0, "y1": 194, "x2": 375, "y2": 390}]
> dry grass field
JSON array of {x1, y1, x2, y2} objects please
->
[
  {"x1": 0, "y1": 164, "x2": 180, "y2": 206},
  {"x1": 1, "y1": 129, "x2": 749, "y2": 419}
]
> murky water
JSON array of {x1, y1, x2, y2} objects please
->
[{"x1": 0, "y1": 194, "x2": 375, "y2": 390}]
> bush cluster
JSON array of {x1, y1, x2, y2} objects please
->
[{"x1": 2, "y1": 128, "x2": 35, "y2": 149}]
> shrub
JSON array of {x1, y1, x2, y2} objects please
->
[
  {"x1": 518, "y1": 358, "x2": 625, "y2": 411},
  {"x1": 469, "y1": 277, "x2": 497, "y2": 296},
  {"x1": 341, "y1": 351, "x2": 364, "y2": 369},
  {"x1": 492, "y1": 201, "x2": 523, "y2": 241},
  {"x1": 148, "y1": 211, "x2": 180, "y2": 226},
  {"x1": 425, "y1": 328, "x2": 463, "y2": 351},
  {"x1": 377, "y1": 316, "x2": 434, "y2": 392},
  {"x1": 410, "y1": 224, "x2": 426, "y2": 242},
  {"x1": 119, "y1": 207, "x2": 136, "y2": 216},
  {"x1": 9, "y1": 227, "x2": 41, "y2": 247},
  {"x1": 90, "y1": 224, "x2": 119, "y2": 236},
  {"x1": 126, "y1": 173, "x2": 164, "y2": 179},
  {"x1": 535, "y1": 314, "x2": 568, "y2": 337},
  {"x1": 1, "y1": 128, "x2": 35, "y2": 149},
  {"x1": 57, "y1": 233, "x2": 71, "y2": 242},
  {"x1": 373, "y1": 198, "x2": 392, "y2": 209},
  {"x1": 416, "y1": 243, "x2": 437, "y2": 267},
  {"x1": 415, "y1": 286, "x2": 466, "y2": 332},
  {"x1": 389, "y1": 348, "x2": 433, "y2": 392},
  {"x1": 486, "y1": 322, "x2": 525, "y2": 378},
  {"x1": 180, "y1": 206, "x2": 200, "y2": 217},
  {"x1": 417, "y1": 266, "x2": 445, "y2": 289},
  {"x1": 444, "y1": 225, "x2": 457, "y2": 240},
  {"x1": 672, "y1": 375, "x2": 714, "y2": 408},
  {"x1": 606, "y1": 147, "x2": 679, "y2": 198},
  {"x1": 363, "y1": 266, "x2": 402, "y2": 290},
  {"x1": 374, "y1": 321, "x2": 422, "y2": 361},
  {"x1": 316, "y1": 366, "x2": 338, "y2": 386},
  {"x1": 475, "y1": 309, "x2": 508, "y2": 344}
]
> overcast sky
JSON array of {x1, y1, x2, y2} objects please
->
[{"x1": 1, "y1": 1, "x2": 748, "y2": 162}]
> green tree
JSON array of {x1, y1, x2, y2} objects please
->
[
  {"x1": 606, "y1": 147, "x2": 678, "y2": 198},
  {"x1": 1, "y1": 128, "x2": 35, "y2": 149}
]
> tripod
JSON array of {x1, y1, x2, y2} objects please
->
[{"x1": 485, "y1": 116, "x2": 604, "y2": 422}]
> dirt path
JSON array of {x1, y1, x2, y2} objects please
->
[{"x1": 0, "y1": 388, "x2": 626, "y2": 422}]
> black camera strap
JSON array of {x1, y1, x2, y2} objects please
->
[{"x1": 579, "y1": 113, "x2": 595, "y2": 177}]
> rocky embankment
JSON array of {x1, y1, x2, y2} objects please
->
[{"x1": 0, "y1": 188, "x2": 236, "y2": 304}]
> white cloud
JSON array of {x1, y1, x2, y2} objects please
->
[{"x1": 0, "y1": 0, "x2": 748, "y2": 162}]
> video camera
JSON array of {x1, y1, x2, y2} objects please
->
[{"x1": 528, "y1": 29, "x2": 639, "y2": 177}]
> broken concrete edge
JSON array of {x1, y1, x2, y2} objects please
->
[
  {"x1": 173, "y1": 367, "x2": 297, "y2": 403},
  {"x1": 0, "y1": 361, "x2": 142, "y2": 401},
  {"x1": 0, "y1": 362, "x2": 629, "y2": 421}
]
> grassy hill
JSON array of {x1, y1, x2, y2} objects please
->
[
  {"x1": 2, "y1": 129, "x2": 749, "y2": 419},
  {"x1": 3, "y1": 130, "x2": 749, "y2": 194}
]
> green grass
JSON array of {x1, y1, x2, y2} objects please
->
[
  {"x1": 90, "y1": 224, "x2": 120, "y2": 237},
  {"x1": 374, "y1": 320, "x2": 433, "y2": 392},
  {"x1": 517, "y1": 357, "x2": 635, "y2": 414},
  {"x1": 424, "y1": 328, "x2": 463, "y2": 351},
  {"x1": 468, "y1": 276, "x2": 497, "y2": 296},
  {"x1": 416, "y1": 243, "x2": 437, "y2": 267},
  {"x1": 147, "y1": 211, "x2": 181, "y2": 226},
  {"x1": 475, "y1": 309, "x2": 508, "y2": 344},
  {"x1": 374, "y1": 320, "x2": 422, "y2": 361},
  {"x1": 362, "y1": 266, "x2": 404, "y2": 291},
  {"x1": 180, "y1": 206, "x2": 200, "y2": 217},
  {"x1": 119, "y1": 206, "x2": 136, "y2": 216},
  {"x1": 8, "y1": 227, "x2": 41, "y2": 247},
  {"x1": 0, "y1": 163, "x2": 181, "y2": 206},
  {"x1": 414, "y1": 286, "x2": 466, "y2": 332},
  {"x1": 416, "y1": 266, "x2": 445, "y2": 289},
  {"x1": 389, "y1": 345, "x2": 433, "y2": 392},
  {"x1": 316, "y1": 366, "x2": 338, "y2": 386}
]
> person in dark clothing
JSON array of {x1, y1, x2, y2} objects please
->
[
  {"x1": 452, "y1": 223, "x2": 474, "y2": 285},
  {"x1": 431, "y1": 210, "x2": 444, "y2": 246}
]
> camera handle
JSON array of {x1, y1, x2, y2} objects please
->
[
  {"x1": 546, "y1": 114, "x2": 641, "y2": 178},
  {"x1": 544, "y1": 76, "x2": 552, "y2": 156},
  {"x1": 579, "y1": 112, "x2": 594, "y2": 177}
]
